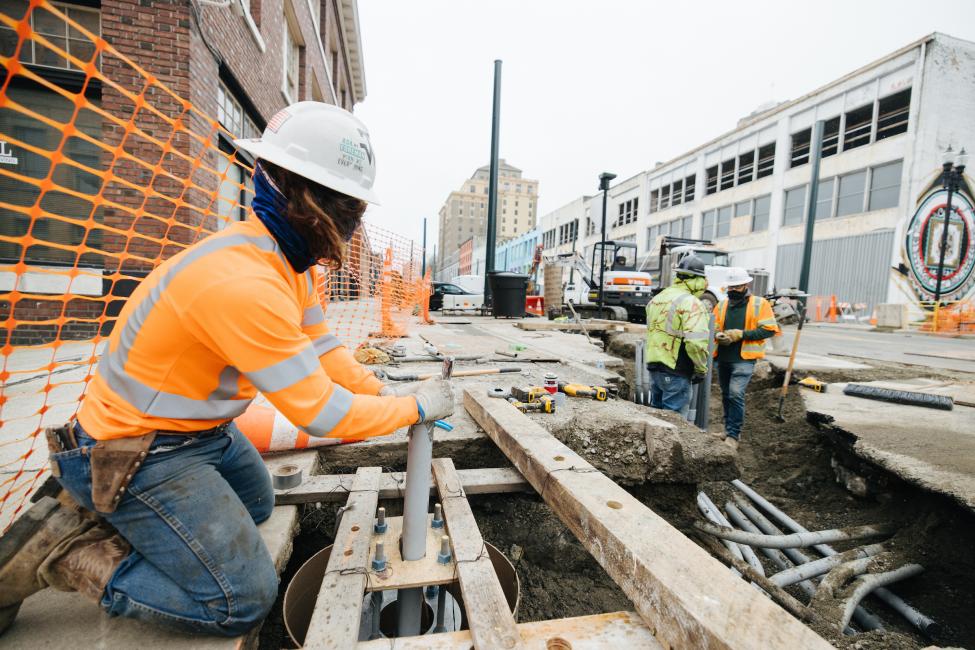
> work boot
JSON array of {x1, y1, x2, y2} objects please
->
[
  {"x1": 723, "y1": 437, "x2": 740, "y2": 452},
  {"x1": 0, "y1": 496, "x2": 129, "y2": 635},
  {"x1": 710, "y1": 429, "x2": 726, "y2": 441}
]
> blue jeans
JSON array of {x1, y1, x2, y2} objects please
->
[
  {"x1": 51, "y1": 421, "x2": 277, "y2": 636},
  {"x1": 717, "y1": 361, "x2": 755, "y2": 440},
  {"x1": 649, "y1": 370, "x2": 692, "y2": 418}
]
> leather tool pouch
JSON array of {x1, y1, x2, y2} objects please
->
[
  {"x1": 90, "y1": 433, "x2": 156, "y2": 514},
  {"x1": 44, "y1": 424, "x2": 78, "y2": 477}
]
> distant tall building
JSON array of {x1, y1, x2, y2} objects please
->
[{"x1": 437, "y1": 160, "x2": 539, "y2": 276}]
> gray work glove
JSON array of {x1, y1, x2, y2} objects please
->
[
  {"x1": 379, "y1": 382, "x2": 423, "y2": 397},
  {"x1": 413, "y1": 379, "x2": 455, "y2": 423},
  {"x1": 715, "y1": 332, "x2": 732, "y2": 346}
]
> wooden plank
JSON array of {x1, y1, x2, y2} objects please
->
[
  {"x1": 275, "y1": 467, "x2": 529, "y2": 505},
  {"x1": 432, "y1": 458, "x2": 523, "y2": 650},
  {"x1": 356, "y1": 610, "x2": 661, "y2": 649},
  {"x1": 366, "y1": 514, "x2": 456, "y2": 591},
  {"x1": 304, "y1": 466, "x2": 381, "y2": 650},
  {"x1": 463, "y1": 389, "x2": 832, "y2": 650}
]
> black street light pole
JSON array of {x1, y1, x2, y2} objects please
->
[
  {"x1": 933, "y1": 145, "x2": 967, "y2": 305},
  {"x1": 421, "y1": 217, "x2": 427, "y2": 277},
  {"x1": 483, "y1": 60, "x2": 502, "y2": 307},
  {"x1": 597, "y1": 172, "x2": 616, "y2": 314}
]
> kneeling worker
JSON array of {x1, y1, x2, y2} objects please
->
[
  {"x1": 712, "y1": 268, "x2": 780, "y2": 450},
  {"x1": 644, "y1": 255, "x2": 711, "y2": 417},
  {"x1": 0, "y1": 102, "x2": 454, "y2": 637}
]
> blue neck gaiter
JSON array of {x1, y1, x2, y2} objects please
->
[{"x1": 251, "y1": 163, "x2": 316, "y2": 273}]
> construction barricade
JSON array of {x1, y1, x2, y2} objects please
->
[{"x1": 0, "y1": 2, "x2": 427, "y2": 530}]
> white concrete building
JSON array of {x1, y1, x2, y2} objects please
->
[{"x1": 540, "y1": 32, "x2": 975, "y2": 314}]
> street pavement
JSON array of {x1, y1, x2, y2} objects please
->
[{"x1": 786, "y1": 323, "x2": 975, "y2": 374}]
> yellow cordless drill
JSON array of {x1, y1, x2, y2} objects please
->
[{"x1": 557, "y1": 383, "x2": 608, "y2": 401}]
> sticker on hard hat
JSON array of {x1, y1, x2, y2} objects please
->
[
  {"x1": 266, "y1": 109, "x2": 291, "y2": 133},
  {"x1": 339, "y1": 137, "x2": 368, "y2": 173}
]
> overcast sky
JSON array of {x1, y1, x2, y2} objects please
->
[{"x1": 354, "y1": 0, "x2": 975, "y2": 251}]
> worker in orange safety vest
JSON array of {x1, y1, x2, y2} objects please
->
[
  {"x1": 711, "y1": 267, "x2": 780, "y2": 451},
  {"x1": 0, "y1": 102, "x2": 453, "y2": 637}
]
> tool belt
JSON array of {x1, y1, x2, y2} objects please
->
[{"x1": 45, "y1": 422, "x2": 226, "y2": 514}]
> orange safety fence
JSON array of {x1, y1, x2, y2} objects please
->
[
  {"x1": 920, "y1": 299, "x2": 975, "y2": 334},
  {"x1": 0, "y1": 2, "x2": 428, "y2": 530}
]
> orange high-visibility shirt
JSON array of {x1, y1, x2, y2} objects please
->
[
  {"x1": 712, "y1": 295, "x2": 781, "y2": 359},
  {"x1": 78, "y1": 217, "x2": 419, "y2": 440}
]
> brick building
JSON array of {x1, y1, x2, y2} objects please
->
[{"x1": 0, "y1": 0, "x2": 367, "y2": 344}]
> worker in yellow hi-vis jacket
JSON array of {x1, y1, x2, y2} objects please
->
[{"x1": 0, "y1": 103, "x2": 454, "y2": 637}]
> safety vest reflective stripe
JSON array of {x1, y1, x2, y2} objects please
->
[
  {"x1": 302, "y1": 305, "x2": 326, "y2": 327},
  {"x1": 665, "y1": 293, "x2": 699, "y2": 337},
  {"x1": 312, "y1": 333, "x2": 343, "y2": 357},
  {"x1": 245, "y1": 344, "x2": 320, "y2": 394},
  {"x1": 97, "y1": 232, "x2": 277, "y2": 420},
  {"x1": 208, "y1": 366, "x2": 242, "y2": 400},
  {"x1": 304, "y1": 384, "x2": 355, "y2": 437}
]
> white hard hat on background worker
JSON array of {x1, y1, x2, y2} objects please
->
[
  {"x1": 723, "y1": 267, "x2": 753, "y2": 287},
  {"x1": 234, "y1": 101, "x2": 381, "y2": 204}
]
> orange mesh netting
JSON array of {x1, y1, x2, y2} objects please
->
[{"x1": 0, "y1": 2, "x2": 429, "y2": 530}]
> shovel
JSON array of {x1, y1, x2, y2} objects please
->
[{"x1": 775, "y1": 312, "x2": 806, "y2": 422}]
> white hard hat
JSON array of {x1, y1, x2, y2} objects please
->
[
  {"x1": 234, "y1": 101, "x2": 379, "y2": 204},
  {"x1": 725, "y1": 267, "x2": 753, "y2": 286}
]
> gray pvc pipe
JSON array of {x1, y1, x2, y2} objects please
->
[
  {"x1": 770, "y1": 544, "x2": 886, "y2": 587},
  {"x1": 695, "y1": 519, "x2": 893, "y2": 549},
  {"x1": 397, "y1": 421, "x2": 435, "y2": 636},
  {"x1": 732, "y1": 492, "x2": 884, "y2": 633},
  {"x1": 732, "y1": 479, "x2": 937, "y2": 635},
  {"x1": 697, "y1": 492, "x2": 745, "y2": 564},
  {"x1": 720, "y1": 503, "x2": 767, "y2": 576},
  {"x1": 839, "y1": 564, "x2": 925, "y2": 631}
]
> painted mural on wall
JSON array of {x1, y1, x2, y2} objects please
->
[{"x1": 898, "y1": 173, "x2": 975, "y2": 303}]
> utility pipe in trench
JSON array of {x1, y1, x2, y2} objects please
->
[{"x1": 731, "y1": 479, "x2": 939, "y2": 636}]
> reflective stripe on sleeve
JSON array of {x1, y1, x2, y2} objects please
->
[
  {"x1": 245, "y1": 345, "x2": 320, "y2": 394},
  {"x1": 96, "y1": 233, "x2": 278, "y2": 420},
  {"x1": 302, "y1": 305, "x2": 326, "y2": 327},
  {"x1": 682, "y1": 331, "x2": 710, "y2": 340},
  {"x1": 312, "y1": 334, "x2": 343, "y2": 357},
  {"x1": 303, "y1": 384, "x2": 355, "y2": 437}
]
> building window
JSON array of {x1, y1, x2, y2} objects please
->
[
  {"x1": 737, "y1": 150, "x2": 754, "y2": 185},
  {"x1": 834, "y1": 170, "x2": 866, "y2": 216},
  {"x1": 469, "y1": 185, "x2": 476, "y2": 193},
  {"x1": 217, "y1": 81, "x2": 259, "y2": 139},
  {"x1": 720, "y1": 158, "x2": 735, "y2": 190},
  {"x1": 734, "y1": 200, "x2": 751, "y2": 219},
  {"x1": 2, "y1": 3, "x2": 101, "y2": 71},
  {"x1": 716, "y1": 205, "x2": 732, "y2": 238},
  {"x1": 671, "y1": 180, "x2": 683, "y2": 206},
  {"x1": 791, "y1": 128, "x2": 810, "y2": 167},
  {"x1": 649, "y1": 189, "x2": 659, "y2": 213},
  {"x1": 877, "y1": 89, "x2": 911, "y2": 141},
  {"x1": 616, "y1": 203, "x2": 624, "y2": 227},
  {"x1": 783, "y1": 185, "x2": 807, "y2": 226},
  {"x1": 756, "y1": 143, "x2": 775, "y2": 178},
  {"x1": 752, "y1": 194, "x2": 771, "y2": 232},
  {"x1": 843, "y1": 104, "x2": 872, "y2": 151},
  {"x1": 701, "y1": 210, "x2": 715, "y2": 239},
  {"x1": 283, "y1": 19, "x2": 301, "y2": 101},
  {"x1": 684, "y1": 174, "x2": 696, "y2": 202},
  {"x1": 815, "y1": 178, "x2": 835, "y2": 220},
  {"x1": 705, "y1": 165, "x2": 718, "y2": 195},
  {"x1": 660, "y1": 185, "x2": 671, "y2": 210},
  {"x1": 0, "y1": 85, "x2": 104, "y2": 264},
  {"x1": 821, "y1": 116, "x2": 840, "y2": 158},
  {"x1": 868, "y1": 160, "x2": 902, "y2": 211}
]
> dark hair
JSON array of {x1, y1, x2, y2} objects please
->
[{"x1": 260, "y1": 159, "x2": 366, "y2": 268}]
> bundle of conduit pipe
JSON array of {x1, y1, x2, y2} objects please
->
[{"x1": 695, "y1": 480, "x2": 939, "y2": 637}]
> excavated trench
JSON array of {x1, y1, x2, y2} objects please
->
[{"x1": 258, "y1": 332, "x2": 974, "y2": 650}]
